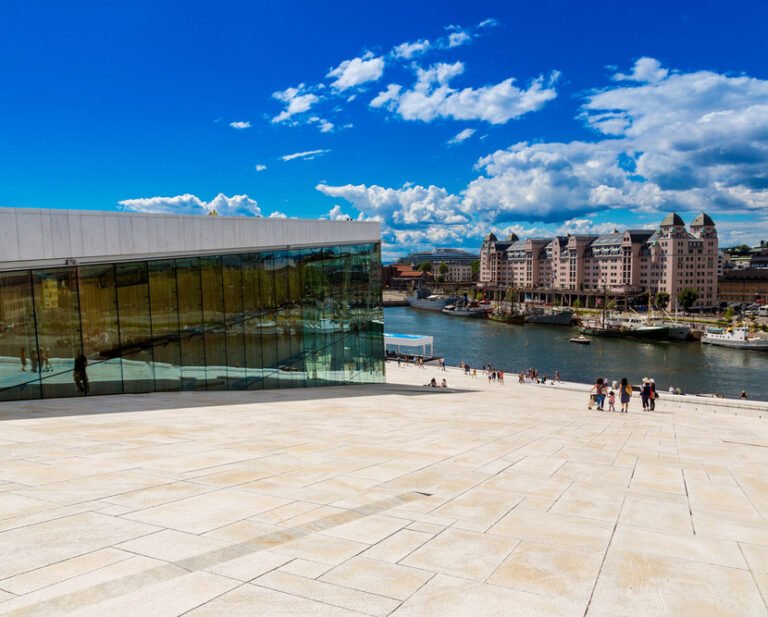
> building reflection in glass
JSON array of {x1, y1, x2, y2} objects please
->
[{"x1": 0, "y1": 243, "x2": 384, "y2": 401}]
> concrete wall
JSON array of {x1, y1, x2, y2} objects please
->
[{"x1": 0, "y1": 208, "x2": 380, "y2": 271}]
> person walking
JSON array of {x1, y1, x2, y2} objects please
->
[
  {"x1": 649, "y1": 378, "x2": 657, "y2": 411},
  {"x1": 20, "y1": 347, "x2": 27, "y2": 372},
  {"x1": 620, "y1": 377, "x2": 632, "y2": 413},
  {"x1": 607, "y1": 390, "x2": 616, "y2": 412},
  {"x1": 73, "y1": 354, "x2": 89, "y2": 395},
  {"x1": 592, "y1": 377, "x2": 606, "y2": 411},
  {"x1": 640, "y1": 378, "x2": 651, "y2": 411}
]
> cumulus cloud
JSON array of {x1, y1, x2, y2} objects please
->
[
  {"x1": 326, "y1": 205, "x2": 353, "y2": 220},
  {"x1": 371, "y1": 62, "x2": 558, "y2": 124},
  {"x1": 269, "y1": 211, "x2": 288, "y2": 218},
  {"x1": 447, "y1": 30, "x2": 472, "y2": 48},
  {"x1": 118, "y1": 193, "x2": 261, "y2": 217},
  {"x1": 255, "y1": 164, "x2": 267, "y2": 172},
  {"x1": 448, "y1": 128, "x2": 476, "y2": 145},
  {"x1": 308, "y1": 116, "x2": 335, "y2": 132},
  {"x1": 272, "y1": 84, "x2": 320, "y2": 123},
  {"x1": 229, "y1": 121, "x2": 251, "y2": 130},
  {"x1": 316, "y1": 182, "x2": 468, "y2": 226},
  {"x1": 327, "y1": 52, "x2": 385, "y2": 91},
  {"x1": 281, "y1": 149, "x2": 331, "y2": 162},
  {"x1": 392, "y1": 39, "x2": 431, "y2": 59},
  {"x1": 612, "y1": 57, "x2": 669, "y2": 84}
]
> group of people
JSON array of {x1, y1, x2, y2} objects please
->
[
  {"x1": 590, "y1": 376, "x2": 658, "y2": 413},
  {"x1": 426, "y1": 377, "x2": 448, "y2": 388},
  {"x1": 19, "y1": 347, "x2": 53, "y2": 373}
]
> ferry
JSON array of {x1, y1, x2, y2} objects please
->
[{"x1": 702, "y1": 327, "x2": 768, "y2": 350}]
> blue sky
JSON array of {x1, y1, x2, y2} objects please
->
[{"x1": 2, "y1": 0, "x2": 768, "y2": 258}]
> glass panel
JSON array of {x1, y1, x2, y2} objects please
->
[
  {"x1": 222, "y1": 254, "x2": 246, "y2": 390},
  {"x1": 200, "y1": 255, "x2": 226, "y2": 391},
  {"x1": 32, "y1": 267, "x2": 83, "y2": 398},
  {"x1": 148, "y1": 260, "x2": 181, "y2": 392},
  {"x1": 116, "y1": 262, "x2": 154, "y2": 393},
  {"x1": 259, "y1": 252, "x2": 280, "y2": 389},
  {"x1": 241, "y1": 253, "x2": 264, "y2": 390},
  {"x1": 286, "y1": 249, "x2": 305, "y2": 387},
  {"x1": 0, "y1": 271, "x2": 41, "y2": 401},
  {"x1": 176, "y1": 257, "x2": 206, "y2": 390},
  {"x1": 78, "y1": 264, "x2": 123, "y2": 395}
]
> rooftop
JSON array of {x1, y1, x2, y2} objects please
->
[{"x1": 0, "y1": 365, "x2": 767, "y2": 615}]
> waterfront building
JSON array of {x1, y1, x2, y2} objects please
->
[
  {"x1": 479, "y1": 212, "x2": 718, "y2": 308},
  {"x1": 397, "y1": 248, "x2": 478, "y2": 283},
  {"x1": 718, "y1": 269, "x2": 768, "y2": 304},
  {"x1": 0, "y1": 208, "x2": 384, "y2": 401},
  {"x1": 381, "y1": 264, "x2": 432, "y2": 290}
]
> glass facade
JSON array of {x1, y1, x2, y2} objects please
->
[{"x1": 0, "y1": 243, "x2": 384, "y2": 401}]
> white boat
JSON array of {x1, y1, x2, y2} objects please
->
[
  {"x1": 569, "y1": 335, "x2": 591, "y2": 345},
  {"x1": 604, "y1": 315, "x2": 669, "y2": 340},
  {"x1": 406, "y1": 290, "x2": 460, "y2": 311},
  {"x1": 702, "y1": 327, "x2": 768, "y2": 350}
]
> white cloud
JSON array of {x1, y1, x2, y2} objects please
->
[
  {"x1": 613, "y1": 57, "x2": 669, "y2": 84},
  {"x1": 447, "y1": 30, "x2": 471, "y2": 48},
  {"x1": 392, "y1": 39, "x2": 431, "y2": 59},
  {"x1": 255, "y1": 164, "x2": 267, "y2": 172},
  {"x1": 281, "y1": 149, "x2": 331, "y2": 162},
  {"x1": 556, "y1": 218, "x2": 623, "y2": 235},
  {"x1": 119, "y1": 193, "x2": 261, "y2": 217},
  {"x1": 448, "y1": 128, "x2": 476, "y2": 145},
  {"x1": 327, "y1": 52, "x2": 385, "y2": 91},
  {"x1": 316, "y1": 182, "x2": 467, "y2": 226},
  {"x1": 228, "y1": 121, "x2": 251, "y2": 130},
  {"x1": 308, "y1": 116, "x2": 335, "y2": 133},
  {"x1": 326, "y1": 205, "x2": 353, "y2": 220},
  {"x1": 372, "y1": 62, "x2": 558, "y2": 124},
  {"x1": 272, "y1": 84, "x2": 320, "y2": 123},
  {"x1": 370, "y1": 84, "x2": 402, "y2": 109},
  {"x1": 268, "y1": 211, "x2": 288, "y2": 218},
  {"x1": 478, "y1": 18, "x2": 499, "y2": 28}
]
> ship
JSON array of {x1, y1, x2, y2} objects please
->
[
  {"x1": 406, "y1": 289, "x2": 460, "y2": 311},
  {"x1": 524, "y1": 307, "x2": 575, "y2": 326},
  {"x1": 441, "y1": 299, "x2": 488, "y2": 318},
  {"x1": 604, "y1": 315, "x2": 669, "y2": 340},
  {"x1": 702, "y1": 326, "x2": 768, "y2": 350}
]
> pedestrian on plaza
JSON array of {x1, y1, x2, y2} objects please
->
[
  {"x1": 649, "y1": 378, "x2": 657, "y2": 411},
  {"x1": 608, "y1": 390, "x2": 616, "y2": 412},
  {"x1": 20, "y1": 347, "x2": 27, "y2": 372},
  {"x1": 740, "y1": 390, "x2": 748, "y2": 399},
  {"x1": 498, "y1": 370, "x2": 504, "y2": 385},
  {"x1": 592, "y1": 377, "x2": 606, "y2": 411},
  {"x1": 73, "y1": 354, "x2": 89, "y2": 395},
  {"x1": 441, "y1": 378, "x2": 447, "y2": 388},
  {"x1": 31, "y1": 349, "x2": 39, "y2": 373},
  {"x1": 620, "y1": 377, "x2": 632, "y2": 413},
  {"x1": 641, "y1": 378, "x2": 651, "y2": 411},
  {"x1": 440, "y1": 358, "x2": 446, "y2": 371},
  {"x1": 472, "y1": 368, "x2": 477, "y2": 378},
  {"x1": 554, "y1": 370, "x2": 560, "y2": 383}
]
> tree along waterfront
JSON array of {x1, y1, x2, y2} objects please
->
[{"x1": 384, "y1": 307, "x2": 768, "y2": 402}]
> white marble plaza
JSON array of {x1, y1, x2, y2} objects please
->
[{"x1": 1, "y1": 363, "x2": 767, "y2": 616}]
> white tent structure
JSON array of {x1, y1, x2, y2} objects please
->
[{"x1": 384, "y1": 333, "x2": 434, "y2": 358}]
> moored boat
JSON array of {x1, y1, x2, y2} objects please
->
[
  {"x1": 442, "y1": 303, "x2": 488, "y2": 318},
  {"x1": 406, "y1": 289, "x2": 460, "y2": 311},
  {"x1": 524, "y1": 306, "x2": 575, "y2": 326},
  {"x1": 702, "y1": 327, "x2": 768, "y2": 350}
]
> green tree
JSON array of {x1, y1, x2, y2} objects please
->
[
  {"x1": 607, "y1": 299, "x2": 617, "y2": 310},
  {"x1": 435, "y1": 275, "x2": 445, "y2": 283},
  {"x1": 677, "y1": 288, "x2": 700, "y2": 311},
  {"x1": 654, "y1": 291, "x2": 670, "y2": 309},
  {"x1": 418, "y1": 261, "x2": 433, "y2": 273},
  {"x1": 572, "y1": 298, "x2": 582, "y2": 309},
  {"x1": 438, "y1": 262, "x2": 449, "y2": 276},
  {"x1": 723, "y1": 306, "x2": 735, "y2": 321},
  {"x1": 470, "y1": 260, "x2": 480, "y2": 280}
]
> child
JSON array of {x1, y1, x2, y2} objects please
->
[{"x1": 608, "y1": 390, "x2": 616, "y2": 412}]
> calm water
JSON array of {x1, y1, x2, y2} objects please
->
[{"x1": 384, "y1": 307, "x2": 768, "y2": 401}]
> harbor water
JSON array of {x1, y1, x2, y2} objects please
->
[{"x1": 384, "y1": 307, "x2": 768, "y2": 402}]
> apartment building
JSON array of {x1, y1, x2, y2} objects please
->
[{"x1": 479, "y1": 212, "x2": 718, "y2": 307}]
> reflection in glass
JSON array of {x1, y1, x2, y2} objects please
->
[
  {"x1": 32, "y1": 268, "x2": 83, "y2": 399},
  {"x1": 0, "y1": 242, "x2": 384, "y2": 400},
  {"x1": 78, "y1": 264, "x2": 122, "y2": 395},
  {"x1": 116, "y1": 262, "x2": 154, "y2": 393},
  {"x1": 148, "y1": 260, "x2": 181, "y2": 391},
  {"x1": 0, "y1": 272, "x2": 40, "y2": 400}
]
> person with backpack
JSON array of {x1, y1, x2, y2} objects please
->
[{"x1": 620, "y1": 377, "x2": 632, "y2": 413}]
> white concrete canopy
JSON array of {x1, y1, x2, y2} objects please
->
[{"x1": 0, "y1": 207, "x2": 380, "y2": 271}]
